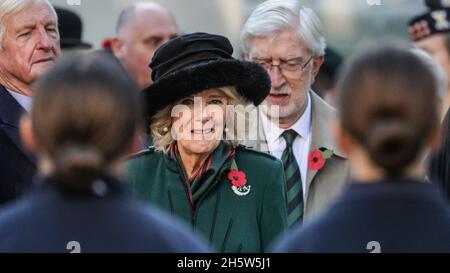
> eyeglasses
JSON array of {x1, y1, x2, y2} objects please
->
[{"x1": 253, "y1": 56, "x2": 314, "y2": 76}]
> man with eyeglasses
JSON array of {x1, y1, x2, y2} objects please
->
[{"x1": 240, "y1": 0, "x2": 349, "y2": 226}]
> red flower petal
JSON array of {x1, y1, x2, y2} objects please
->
[
  {"x1": 228, "y1": 169, "x2": 247, "y2": 187},
  {"x1": 309, "y1": 150, "x2": 325, "y2": 171},
  {"x1": 102, "y1": 39, "x2": 112, "y2": 49}
]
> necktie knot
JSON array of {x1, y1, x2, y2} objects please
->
[{"x1": 282, "y1": 129, "x2": 297, "y2": 147}]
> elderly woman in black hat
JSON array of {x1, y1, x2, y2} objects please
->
[{"x1": 126, "y1": 33, "x2": 288, "y2": 253}]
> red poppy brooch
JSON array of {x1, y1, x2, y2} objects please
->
[
  {"x1": 228, "y1": 159, "x2": 251, "y2": 196},
  {"x1": 308, "y1": 148, "x2": 333, "y2": 171},
  {"x1": 102, "y1": 38, "x2": 112, "y2": 49}
]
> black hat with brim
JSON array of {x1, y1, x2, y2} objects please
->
[
  {"x1": 60, "y1": 39, "x2": 92, "y2": 49},
  {"x1": 55, "y1": 7, "x2": 92, "y2": 49},
  {"x1": 142, "y1": 32, "x2": 271, "y2": 123}
]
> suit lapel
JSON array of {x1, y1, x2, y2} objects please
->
[
  {"x1": 0, "y1": 85, "x2": 36, "y2": 166},
  {"x1": 305, "y1": 90, "x2": 345, "y2": 199}
]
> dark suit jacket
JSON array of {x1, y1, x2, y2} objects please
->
[
  {"x1": 430, "y1": 109, "x2": 450, "y2": 200},
  {"x1": 0, "y1": 175, "x2": 210, "y2": 253},
  {"x1": 273, "y1": 178, "x2": 450, "y2": 253},
  {"x1": 0, "y1": 85, "x2": 36, "y2": 204}
]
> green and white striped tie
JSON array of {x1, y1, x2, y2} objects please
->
[{"x1": 281, "y1": 129, "x2": 304, "y2": 227}]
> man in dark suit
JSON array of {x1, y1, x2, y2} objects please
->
[{"x1": 0, "y1": 0, "x2": 61, "y2": 203}]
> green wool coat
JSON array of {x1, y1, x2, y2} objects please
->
[{"x1": 126, "y1": 141, "x2": 288, "y2": 253}]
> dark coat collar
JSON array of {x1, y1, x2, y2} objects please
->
[
  {"x1": 164, "y1": 141, "x2": 234, "y2": 204},
  {"x1": 0, "y1": 85, "x2": 26, "y2": 128},
  {"x1": 335, "y1": 178, "x2": 448, "y2": 207},
  {"x1": 164, "y1": 141, "x2": 232, "y2": 174},
  {"x1": 31, "y1": 173, "x2": 126, "y2": 198},
  {"x1": 162, "y1": 141, "x2": 240, "y2": 249}
]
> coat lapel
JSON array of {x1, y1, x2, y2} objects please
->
[
  {"x1": 305, "y1": 91, "x2": 346, "y2": 198},
  {"x1": 213, "y1": 175, "x2": 240, "y2": 252},
  {"x1": 0, "y1": 85, "x2": 36, "y2": 166},
  {"x1": 194, "y1": 142, "x2": 239, "y2": 251},
  {"x1": 164, "y1": 141, "x2": 241, "y2": 251}
]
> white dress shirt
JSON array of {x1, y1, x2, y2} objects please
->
[
  {"x1": 7, "y1": 89, "x2": 32, "y2": 113},
  {"x1": 260, "y1": 94, "x2": 312, "y2": 197}
]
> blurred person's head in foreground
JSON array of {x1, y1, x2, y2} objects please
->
[
  {"x1": 335, "y1": 40, "x2": 442, "y2": 181},
  {"x1": 111, "y1": 2, "x2": 179, "y2": 90},
  {"x1": 20, "y1": 52, "x2": 141, "y2": 193}
]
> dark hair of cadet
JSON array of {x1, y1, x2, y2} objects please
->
[
  {"x1": 336, "y1": 42, "x2": 440, "y2": 176},
  {"x1": 32, "y1": 52, "x2": 141, "y2": 192}
]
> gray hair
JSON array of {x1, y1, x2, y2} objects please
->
[
  {"x1": 0, "y1": 0, "x2": 57, "y2": 51},
  {"x1": 240, "y1": 0, "x2": 326, "y2": 56},
  {"x1": 411, "y1": 48, "x2": 448, "y2": 100}
]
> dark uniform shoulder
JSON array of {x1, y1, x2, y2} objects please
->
[
  {"x1": 234, "y1": 145, "x2": 285, "y2": 192},
  {"x1": 235, "y1": 144, "x2": 279, "y2": 162},
  {"x1": 127, "y1": 146, "x2": 157, "y2": 160}
]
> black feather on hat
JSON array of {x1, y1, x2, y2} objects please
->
[{"x1": 142, "y1": 32, "x2": 271, "y2": 123}]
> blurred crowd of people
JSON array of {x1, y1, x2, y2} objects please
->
[{"x1": 0, "y1": 0, "x2": 448, "y2": 253}]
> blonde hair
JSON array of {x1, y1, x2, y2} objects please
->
[{"x1": 150, "y1": 86, "x2": 250, "y2": 153}]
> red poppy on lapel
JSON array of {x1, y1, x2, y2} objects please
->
[
  {"x1": 228, "y1": 169, "x2": 247, "y2": 187},
  {"x1": 308, "y1": 148, "x2": 333, "y2": 171},
  {"x1": 309, "y1": 150, "x2": 326, "y2": 171},
  {"x1": 309, "y1": 148, "x2": 334, "y2": 171}
]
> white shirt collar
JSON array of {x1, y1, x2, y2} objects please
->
[
  {"x1": 6, "y1": 88, "x2": 32, "y2": 113},
  {"x1": 261, "y1": 93, "x2": 312, "y2": 146}
]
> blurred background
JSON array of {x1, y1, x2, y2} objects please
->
[{"x1": 49, "y1": 0, "x2": 428, "y2": 58}]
